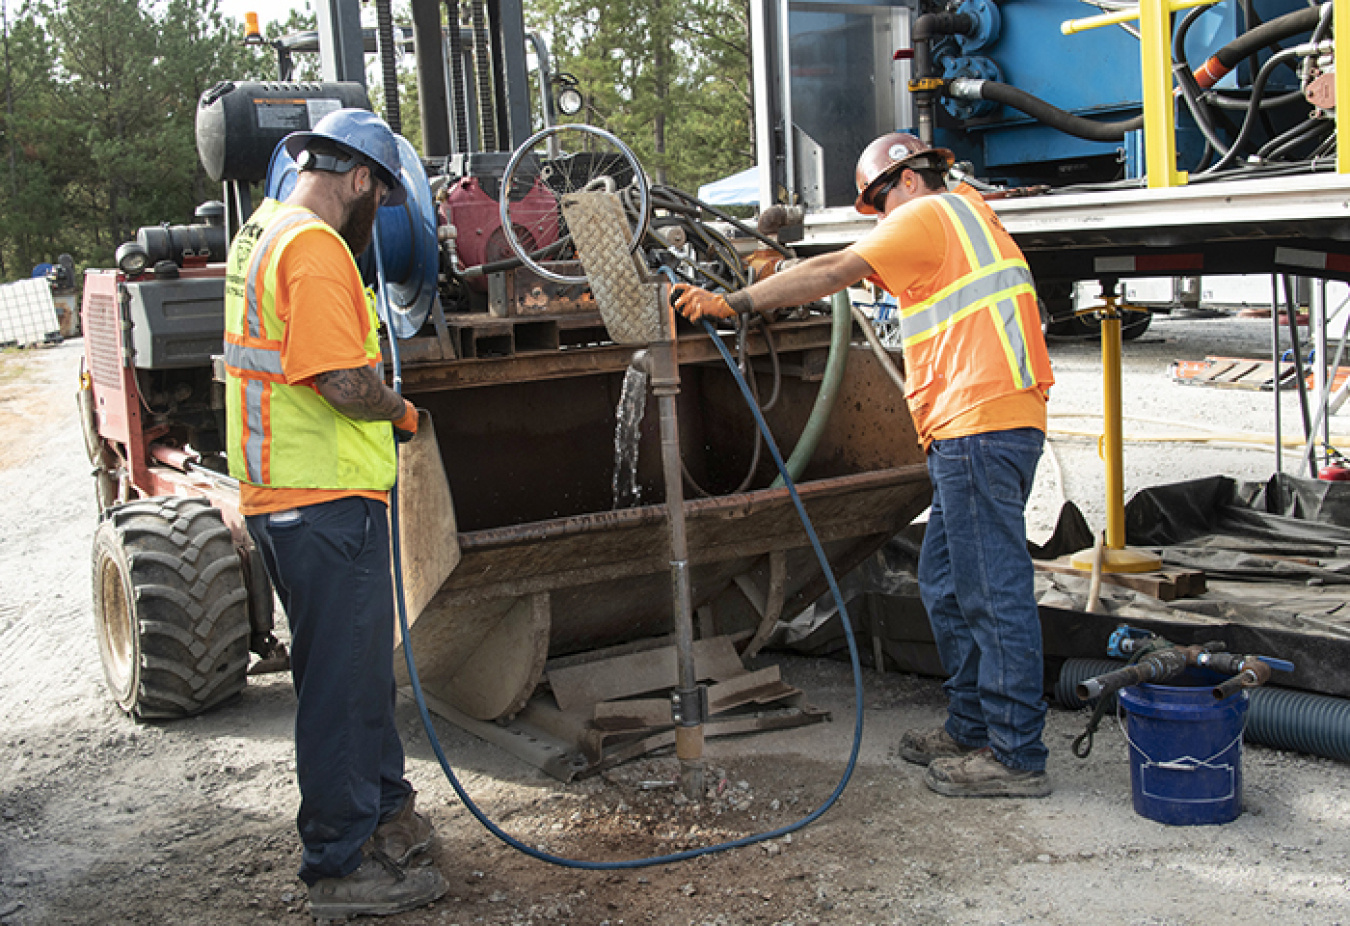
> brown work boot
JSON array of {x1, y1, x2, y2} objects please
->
[
  {"x1": 898, "y1": 726, "x2": 979, "y2": 766},
  {"x1": 369, "y1": 791, "x2": 435, "y2": 865},
  {"x1": 308, "y1": 851, "x2": 448, "y2": 922},
  {"x1": 924, "y1": 747, "x2": 1051, "y2": 798}
]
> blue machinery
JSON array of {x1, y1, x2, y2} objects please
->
[{"x1": 753, "y1": 0, "x2": 1322, "y2": 199}]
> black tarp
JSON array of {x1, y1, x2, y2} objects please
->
[{"x1": 776, "y1": 474, "x2": 1350, "y2": 698}]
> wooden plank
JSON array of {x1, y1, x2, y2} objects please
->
[
  {"x1": 546, "y1": 635, "x2": 746, "y2": 712},
  {"x1": 1034, "y1": 557, "x2": 1204, "y2": 602},
  {"x1": 591, "y1": 666, "x2": 796, "y2": 731},
  {"x1": 1214, "y1": 361, "x2": 1260, "y2": 384}
]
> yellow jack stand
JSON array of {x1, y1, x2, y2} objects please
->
[{"x1": 1068, "y1": 295, "x2": 1163, "y2": 575}]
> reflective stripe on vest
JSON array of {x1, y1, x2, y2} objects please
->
[
  {"x1": 899, "y1": 193, "x2": 1038, "y2": 390},
  {"x1": 223, "y1": 200, "x2": 395, "y2": 491}
]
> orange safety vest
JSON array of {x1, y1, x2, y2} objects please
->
[
  {"x1": 897, "y1": 192, "x2": 1053, "y2": 441},
  {"x1": 223, "y1": 199, "x2": 396, "y2": 491}
]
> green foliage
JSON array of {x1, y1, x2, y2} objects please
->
[
  {"x1": 0, "y1": 0, "x2": 270, "y2": 280},
  {"x1": 0, "y1": 0, "x2": 758, "y2": 281},
  {"x1": 527, "y1": 0, "x2": 752, "y2": 192}
]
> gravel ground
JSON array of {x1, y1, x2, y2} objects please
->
[{"x1": 2, "y1": 315, "x2": 1348, "y2": 926}]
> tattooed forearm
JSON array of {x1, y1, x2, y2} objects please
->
[{"x1": 315, "y1": 366, "x2": 406, "y2": 421}]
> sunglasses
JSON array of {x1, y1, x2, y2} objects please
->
[{"x1": 867, "y1": 179, "x2": 896, "y2": 213}]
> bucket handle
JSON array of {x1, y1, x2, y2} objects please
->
[{"x1": 1116, "y1": 702, "x2": 1248, "y2": 771}]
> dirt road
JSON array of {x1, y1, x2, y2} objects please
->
[{"x1": 2, "y1": 319, "x2": 1349, "y2": 926}]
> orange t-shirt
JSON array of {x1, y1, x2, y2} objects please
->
[
  {"x1": 240, "y1": 225, "x2": 390, "y2": 516},
  {"x1": 847, "y1": 184, "x2": 1048, "y2": 445}
]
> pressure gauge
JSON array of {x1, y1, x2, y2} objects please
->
[{"x1": 116, "y1": 242, "x2": 150, "y2": 278}]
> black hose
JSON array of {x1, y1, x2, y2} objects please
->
[
  {"x1": 1173, "y1": 5, "x2": 1239, "y2": 155},
  {"x1": 1258, "y1": 117, "x2": 1331, "y2": 161},
  {"x1": 1203, "y1": 46, "x2": 1301, "y2": 173},
  {"x1": 946, "y1": 79, "x2": 1142, "y2": 142},
  {"x1": 460, "y1": 236, "x2": 571, "y2": 279},
  {"x1": 1174, "y1": 61, "x2": 1232, "y2": 161},
  {"x1": 1190, "y1": 4, "x2": 1322, "y2": 89},
  {"x1": 1202, "y1": 89, "x2": 1306, "y2": 112},
  {"x1": 655, "y1": 185, "x2": 793, "y2": 257},
  {"x1": 375, "y1": 0, "x2": 401, "y2": 135}
]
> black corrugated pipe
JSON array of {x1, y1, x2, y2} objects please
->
[
  {"x1": 375, "y1": 0, "x2": 402, "y2": 135},
  {"x1": 1058, "y1": 658, "x2": 1350, "y2": 763},
  {"x1": 945, "y1": 78, "x2": 1143, "y2": 142},
  {"x1": 911, "y1": 12, "x2": 975, "y2": 145},
  {"x1": 1190, "y1": 3, "x2": 1322, "y2": 90}
]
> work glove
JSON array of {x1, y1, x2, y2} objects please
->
[
  {"x1": 672, "y1": 283, "x2": 737, "y2": 323},
  {"x1": 393, "y1": 399, "x2": 419, "y2": 443}
]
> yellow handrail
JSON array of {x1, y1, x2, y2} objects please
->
[
  {"x1": 1060, "y1": 0, "x2": 1221, "y2": 35},
  {"x1": 1061, "y1": 0, "x2": 1225, "y2": 189}
]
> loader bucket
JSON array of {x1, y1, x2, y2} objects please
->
[{"x1": 394, "y1": 329, "x2": 930, "y2": 721}]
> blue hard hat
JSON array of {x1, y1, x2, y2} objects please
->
[{"x1": 284, "y1": 108, "x2": 407, "y2": 206}]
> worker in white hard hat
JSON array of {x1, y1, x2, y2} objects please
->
[{"x1": 673, "y1": 132, "x2": 1055, "y2": 798}]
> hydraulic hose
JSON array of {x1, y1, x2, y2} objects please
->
[
  {"x1": 1173, "y1": 5, "x2": 1237, "y2": 161},
  {"x1": 1202, "y1": 46, "x2": 1303, "y2": 173},
  {"x1": 1190, "y1": 4, "x2": 1322, "y2": 90},
  {"x1": 771, "y1": 290, "x2": 852, "y2": 488},
  {"x1": 1258, "y1": 117, "x2": 1332, "y2": 162},
  {"x1": 942, "y1": 4, "x2": 1320, "y2": 148},
  {"x1": 945, "y1": 79, "x2": 1142, "y2": 142},
  {"x1": 378, "y1": 228, "x2": 867, "y2": 868},
  {"x1": 1057, "y1": 658, "x2": 1350, "y2": 762}
]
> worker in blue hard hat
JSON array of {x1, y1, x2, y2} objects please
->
[
  {"x1": 673, "y1": 131, "x2": 1054, "y2": 799},
  {"x1": 223, "y1": 107, "x2": 447, "y2": 919}
]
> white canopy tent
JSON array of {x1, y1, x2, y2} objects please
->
[{"x1": 696, "y1": 166, "x2": 760, "y2": 206}]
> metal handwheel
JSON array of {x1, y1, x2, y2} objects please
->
[{"x1": 498, "y1": 124, "x2": 651, "y2": 285}]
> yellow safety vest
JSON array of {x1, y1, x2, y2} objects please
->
[
  {"x1": 897, "y1": 192, "x2": 1053, "y2": 441},
  {"x1": 223, "y1": 198, "x2": 396, "y2": 491}
]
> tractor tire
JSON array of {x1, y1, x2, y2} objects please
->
[{"x1": 92, "y1": 496, "x2": 251, "y2": 720}]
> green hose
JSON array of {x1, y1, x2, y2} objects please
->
[{"x1": 771, "y1": 290, "x2": 852, "y2": 488}]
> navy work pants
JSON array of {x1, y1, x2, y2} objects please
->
[
  {"x1": 247, "y1": 496, "x2": 412, "y2": 885},
  {"x1": 919, "y1": 427, "x2": 1049, "y2": 772}
]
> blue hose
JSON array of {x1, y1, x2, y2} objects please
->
[
  {"x1": 1058, "y1": 658, "x2": 1350, "y2": 762},
  {"x1": 381, "y1": 277, "x2": 866, "y2": 867}
]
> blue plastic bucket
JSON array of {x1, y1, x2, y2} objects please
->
[{"x1": 1118, "y1": 670, "x2": 1249, "y2": 826}]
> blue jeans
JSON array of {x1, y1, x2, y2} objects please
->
[
  {"x1": 919, "y1": 428, "x2": 1048, "y2": 771},
  {"x1": 247, "y1": 496, "x2": 412, "y2": 885}
]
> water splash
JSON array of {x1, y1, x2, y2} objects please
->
[{"x1": 612, "y1": 363, "x2": 649, "y2": 509}]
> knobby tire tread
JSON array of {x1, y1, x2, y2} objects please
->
[{"x1": 93, "y1": 496, "x2": 251, "y2": 720}]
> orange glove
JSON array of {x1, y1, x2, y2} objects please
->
[
  {"x1": 672, "y1": 284, "x2": 737, "y2": 323},
  {"x1": 393, "y1": 399, "x2": 419, "y2": 443}
]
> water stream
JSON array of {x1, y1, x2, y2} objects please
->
[{"x1": 611, "y1": 363, "x2": 649, "y2": 509}]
